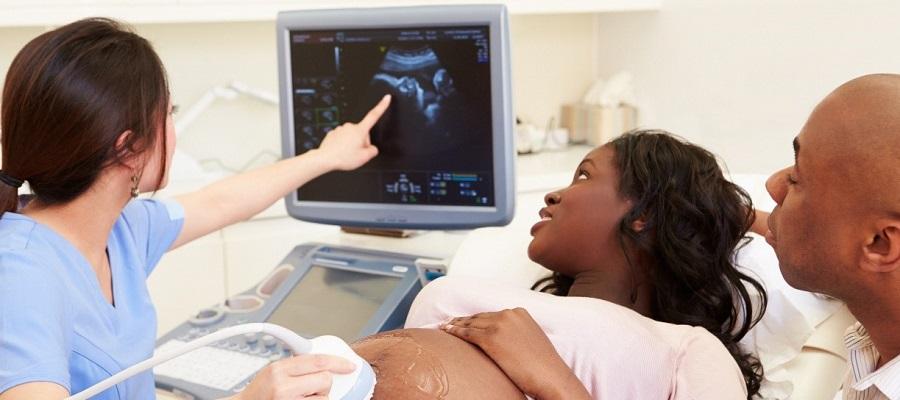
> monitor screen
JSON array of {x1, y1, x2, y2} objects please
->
[
  {"x1": 267, "y1": 266, "x2": 401, "y2": 341},
  {"x1": 290, "y1": 27, "x2": 494, "y2": 207},
  {"x1": 277, "y1": 5, "x2": 514, "y2": 229}
]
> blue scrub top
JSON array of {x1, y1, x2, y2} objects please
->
[{"x1": 0, "y1": 198, "x2": 184, "y2": 399}]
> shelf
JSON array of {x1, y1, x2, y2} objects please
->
[{"x1": 0, "y1": 0, "x2": 661, "y2": 27}]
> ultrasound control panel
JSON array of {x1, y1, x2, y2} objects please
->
[{"x1": 154, "y1": 243, "x2": 433, "y2": 399}]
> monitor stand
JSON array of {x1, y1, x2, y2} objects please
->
[{"x1": 340, "y1": 226, "x2": 424, "y2": 238}]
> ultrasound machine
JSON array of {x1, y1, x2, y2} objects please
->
[{"x1": 148, "y1": 4, "x2": 515, "y2": 400}]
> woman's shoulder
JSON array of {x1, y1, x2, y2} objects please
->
[
  {"x1": 595, "y1": 316, "x2": 746, "y2": 398},
  {"x1": 641, "y1": 319, "x2": 742, "y2": 371},
  {"x1": 669, "y1": 326, "x2": 747, "y2": 399},
  {"x1": 0, "y1": 212, "x2": 40, "y2": 252},
  {"x1": 669, "y1": 325, "x2": 736, "y2": 360},
  {"x1": 0, "y1": 229, "x2": 71, "y2": 322},
  {"x1": 114, "y1": 198, "x2": 184, "y2": 275},
  {"x1": 0, "y1": 233, "x2": 75, "y2": 395},
  {"x1": 119, "y1": 198, "x2": 184, "y2": 224},
  {"x1": 0, "y1": 244, "x2": 67, "y2": 293},
  {"x1": 0, "y1": 223, "x2": 68, "y2": 283},
  {"x1": 0, "y1": 209, "x2": 84, "y2": 257},
  {"x1": 0, "y1": 215, "x2": 72, "y2": 297}
]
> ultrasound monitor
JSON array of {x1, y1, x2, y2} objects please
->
[{"x1": 276, "y1": 5, "x2": 514, "y2": 229}]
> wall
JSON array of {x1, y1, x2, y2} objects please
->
[
  {"x1": 0, "y1": 14, "x2": 597, "y2": 175},
  {"x1": 593, "y1": 0, "x2": 900, "y2": 174},
  {"x1": 6, "y1": 3, "x2": 900, "y2": 175}
]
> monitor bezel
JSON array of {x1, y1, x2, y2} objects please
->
[{"x1": 276, "y1": 4, "x2": 515, "y2": 230}]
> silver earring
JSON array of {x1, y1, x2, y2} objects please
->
[{"x1": 130, "y1": 175, "x2": 140, "y2": 198}]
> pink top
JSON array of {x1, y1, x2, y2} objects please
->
[{"x1": 405, "y1": 277, "x2": 747, "y2": 400}]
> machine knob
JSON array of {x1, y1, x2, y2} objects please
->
[
  {"x1": 243, "y1": 333, "x2": 258, "y2": 345},
  {"x1": 189, "y1": 308, "x2": 224, "y2": 327},
  {"x1": 262, "y1": 335, "x2": 277, "y2": 349}
]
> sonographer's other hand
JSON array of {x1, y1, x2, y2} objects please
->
[
  {"x1": 441, "y1": 308, "x2": 591, "y2": 400},
  {"x1": 317, "y1": 94, "x2": 390, "y2": 171},
  {"x1": 234, "y1": 354, "x2": 356, "y2": 400}
]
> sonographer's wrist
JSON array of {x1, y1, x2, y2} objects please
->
[{"x1": 300, "y1": 148, "x2": 340, "y2": 173}]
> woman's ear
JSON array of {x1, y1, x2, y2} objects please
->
[
  {"x1": 115, "y1": 130, "x2": 141, "y2": 169},
  {"x1": 631, "y1": 218, "x2": 647, "y2": 233},
  {"x1": 860, "y1": 221, "x2": 900, "y2": 274}
]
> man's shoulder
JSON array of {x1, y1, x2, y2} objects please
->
[{"x1": 842, "y1": 322, "x2": 900, "y2": 400}]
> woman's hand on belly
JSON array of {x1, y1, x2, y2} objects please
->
[{"x1": 441, "y1": 308, "x2": 591, "y2": 400}]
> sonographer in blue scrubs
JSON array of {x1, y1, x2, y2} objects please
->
[
  {"x1": 0, "y1": 18, "x2": 390, "y2": 400},
  {"x1": 0, "y1": 199, "x2": 184, "y2": 399}
]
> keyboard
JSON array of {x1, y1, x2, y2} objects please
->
[{"x1": 154, "y1": 339, "x2": 278, "y2": 393}]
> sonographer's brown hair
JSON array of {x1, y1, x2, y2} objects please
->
[{"x1": 0, "y1": 18, "x2": 169, "y2": 213}]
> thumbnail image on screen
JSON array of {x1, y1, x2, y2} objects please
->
[{"x1": 289, "y1": 26, "x2": 494, "y2": 206}]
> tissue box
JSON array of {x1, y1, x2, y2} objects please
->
[{"x1": 560, "y1": 104, "x2": 638, "y2": 145}]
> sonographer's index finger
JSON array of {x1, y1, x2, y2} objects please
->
[{"x1": 358, "y1": 94, "x2": 391, "y2": 130}]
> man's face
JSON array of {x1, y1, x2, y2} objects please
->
[{"x1": 765, "y1": 100, "x2": 856, "y2": 295}]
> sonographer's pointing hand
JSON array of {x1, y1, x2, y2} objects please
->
[
  {"x1": 317, "y1": 94, "x2": 390, "y2": 171},
  {"x1": 231, "y1": 354, "x2": 356, "y2": 400}
]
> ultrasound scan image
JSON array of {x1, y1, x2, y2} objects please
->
[
  {"x1": 373, "y1": 46, "x2": 457, "y2": 127},
  {"x1": 367, "y1": 45, "x2": 469, "y2": 158},
  {"x1": 289, "y1": 27, "x2": 495, "y2": 206}
]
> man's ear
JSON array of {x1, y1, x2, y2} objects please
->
[{"x1": 860, "y1": 220, "x2": 900, "y2": 273}]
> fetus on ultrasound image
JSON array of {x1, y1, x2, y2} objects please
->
[{"x1": 365, "y1": 45, "x2": 470, "y2": 159}]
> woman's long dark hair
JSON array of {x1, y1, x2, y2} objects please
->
[
  {"x1": 1, "y1": 18, "x2": 170, "y2": 214},
  {"x1": 533, "y1": 130, "x2": 767, "y2": 398}
]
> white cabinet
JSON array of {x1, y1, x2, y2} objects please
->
[{"x1": 0, "y1": 0, "x2": 661, "y2": 27}]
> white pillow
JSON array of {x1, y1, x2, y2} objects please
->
[{"x1": 447, "y1": 190, "x2": 548, "y2": 287}]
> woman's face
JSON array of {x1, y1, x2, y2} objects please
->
[
  {"x1": 139, "y1": 101, "x2": 176, "y2": 192},
  {"x1": 527, "y1": 146, "x2": 633, "y2": 277}
]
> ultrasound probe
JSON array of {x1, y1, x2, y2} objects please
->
[{"x1": 66, "y1": 323, "x2": 376, "y2": 400}]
